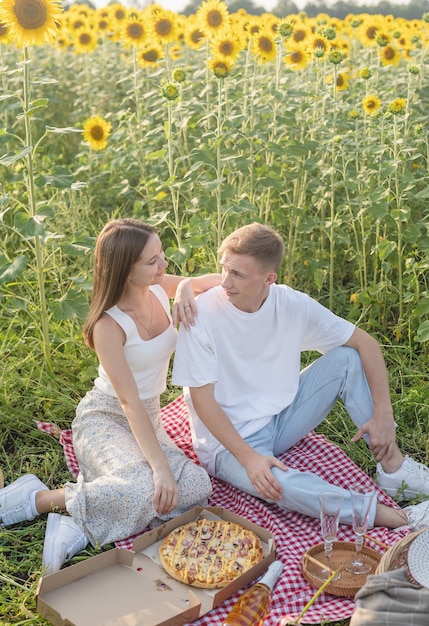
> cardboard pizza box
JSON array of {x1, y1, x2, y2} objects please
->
[{"x1": 36, "y1": 506, "x2": 276, "y2": 626}]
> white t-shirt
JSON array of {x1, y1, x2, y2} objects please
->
[
  {"x1": 94, "y1": 284, "x2": 177, "y2": 400},
  {"x1": 172, "y1": 284, "x2": 355, "y2": 474}
]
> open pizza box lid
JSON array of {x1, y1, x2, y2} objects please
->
[{"x1": 36, "y1": 506, "x2": 276, "y2": 626}]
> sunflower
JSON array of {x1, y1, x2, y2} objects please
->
[
  {"x1": 308, "y1": 32, "x2": 330, "y2": 57},
  {"x1": 362, "y1": 94, "x2": 381, "y2": 115},
  {"x1": 210, "y1": 30, "x2": 243, "y2": 63},
  {"x1": 0, "y1": 0, "x2": 62, "y2": 46},
  {"x1": 94, "y1": 11, "x2": 111, "y2": 37},
  {"x1": 183, "y1": 20, "x2": 206, "y2": 50},
  {"x1": 291, "y1": 23, "x2": 311, "y2": 45},
  {"x1": 358, "y1": 16, "x2": 382, "y2": 48},
  {"x1": 109, "y1": 2, "x2": 127, "y2": 24},
  {"x1": 150, "y1": 8, "x2": 178, "y2": 44},
  {"x1": 73, "y1": 27, "x2": 98, "y2": 54},
  {"x1": 83, "y1": 116, "x2": 112, "y2": 151},
  {"x1": 197, "y1": 0, "x2": 230, "y2": 38},
  {"x1": 244, "y1": 15, "x2": 262, "y2": 39},
  {"x1": 122, "y1": 16, "x2": 147, "y2": 47},
  {"x1": 251, "y1": 29, "x2": 276, "y2": 64},
  {"x1": 261, "y1": 13, "x2": 280, "y2": 36},
  {"x1": 136, "y1": 42, "x2": 164, "y2": 69},
  {"x1": 67, "y1": 4, "x2": 92, "y2": 20},
  {"x1": 330, "y1": 70, "x2": 349, "y2": 91},
  {"x1": 380, "y1": 44, "x2": 401, "y2": 67},
  {"x1": 106, "y1": 2, "x2": 127, "y2": 40},
  {"x1": 284, "y1": 42, "x2": 311, "y2": 70}
]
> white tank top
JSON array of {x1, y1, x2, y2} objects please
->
[{"x1": 94, "y1": 284, "x2": 177, "y2": 400}]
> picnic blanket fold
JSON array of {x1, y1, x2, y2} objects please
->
[{"x1": 37, "y1": 394, "x2": 409, "y2": 625}]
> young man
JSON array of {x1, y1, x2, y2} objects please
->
[{"x1": 172, "y1": 222, "x2": 429, "y2": 531}]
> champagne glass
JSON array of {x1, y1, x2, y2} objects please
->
[
  {"x1": 316, "y1": 491, "x2": 344, "y2": 581},
  {"x1": 345, "y1": 485, "x2": 376, "y2": 575}
]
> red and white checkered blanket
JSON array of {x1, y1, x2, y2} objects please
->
[{"x1": 37, "y1": 395, "x2": 408, "y2": 625}]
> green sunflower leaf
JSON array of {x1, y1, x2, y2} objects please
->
[
  {"x1": 0, "y1": 147, "x2": 32, "y2": 166},
  {"x1": 0, "y1": 255, "x2": 28, "y2": 284}
]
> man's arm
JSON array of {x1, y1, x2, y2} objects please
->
[
  {"x1": 189, "y1": 383, "x2": 287, "y2": 501},
  {"x1": 345, "y1": 326, "x2": 399, "y2": 465}
]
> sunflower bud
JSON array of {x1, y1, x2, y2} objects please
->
[
  {"x1": 359, "y1": 67, "x2": 372, "y2": 80},
  {"x1": 313, "y1": 46, "x2": 325, "y2": 59},
  {"x1": 322, "y1": 27, "x2": 336, "y2": 40},
  {"x1": 172, "y1": 67, "x2": 186, "y2": 83},
  {"x1": 161, "y1": 81, "x2": 180, "y2": 101},
  {"x1": 413, "y1": 123, "x2": 424, "y2": 137},
  {"x1": 375, "y1": 33, "x2": 389, "y2": 46},
  {"x1": 349, "y1": 109, "x2": 361, "y2": 120},
  {"x1": 327, "y1": 50, "x2": 344, "y2": 65},
  {"x1": 278, "y1": 22, "x2": 293, "y2": 38},
  {"x1": 209, "y1": 57, "x2": 231, "y2": 79},
  {"x1": 388, "y1": 97, "x2": 407, "y2": 115}
]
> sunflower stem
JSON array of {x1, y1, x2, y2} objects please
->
[
  {"x1": 167, "y1": 99, "x2": 182, "y2": 253},
  {"x1": 215, "y1": 77, "x2": 223, "y2": 266},
  {"x1": 328, "y1": 64, "x2": 339, "y2": 311},
  {"x1": 393, "y1": 115, "x2": 403, "y2": 323},
  {"x1": 23, "y1": 46, "x2": 52, "y2": 373}
]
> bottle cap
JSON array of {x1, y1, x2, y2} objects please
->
[{"x1": 259, "y1": 560, "x2": 283, "y2": 590}]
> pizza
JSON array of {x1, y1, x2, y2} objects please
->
[{"x1": 159, "y1": 517, "x2": 264, "y2": 588}]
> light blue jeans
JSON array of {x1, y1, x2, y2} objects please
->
[{"x1": 214, "y1": 347, "x2": 378, "y2": 527}]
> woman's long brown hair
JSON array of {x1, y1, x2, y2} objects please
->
[{"x1": 83, "y1": 219, "x2": 157, "y2": 350}]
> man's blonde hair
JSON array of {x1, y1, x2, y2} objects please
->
[{"x1": 218, "y1": 223, "x2": 285, "y2": 272}]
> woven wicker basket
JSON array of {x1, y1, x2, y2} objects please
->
[
  {"x1": 376, "y1": 529, "x2": 427, "y2": 575},
  {"x1": 302, "y1": 541, "x2": 382, "y2": 597}
]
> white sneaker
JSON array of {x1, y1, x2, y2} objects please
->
[
  {"x1": 0, "y1": 474, "x2": 48, "y2": 527},
  {"x1": 42, "y1": 513, "x2": 89, "y2": 575},
  {"x1": 404, "y1": 501, "x2": 429, "y2": 531},
  {"x1": 376, "y1": 456, "x2": 429, "y2": 501}
]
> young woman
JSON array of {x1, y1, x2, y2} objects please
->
[{"x1": 0, "y1": 218, "x2": 220, "y2": 573}]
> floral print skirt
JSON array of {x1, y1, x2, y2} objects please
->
[{"x1": 65, "y1": 389, "x2": 212, "y2": 547}]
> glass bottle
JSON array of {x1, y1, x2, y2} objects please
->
[{"x1": 222, "y1": 560, "x2": 283, "y2": 626}]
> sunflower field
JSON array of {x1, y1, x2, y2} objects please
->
[{"x1": 0, "y1": 0, "x2": 429, "y2": 623}]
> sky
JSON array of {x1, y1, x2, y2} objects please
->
[
  {"x1": 134, "y1": 1, "x2": 303, "y2": 10},
  {"x1": 152, "y1": 0, "x2": 281, "y2": 11}
]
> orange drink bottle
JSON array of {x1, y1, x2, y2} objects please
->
[{"x1": 222, "y1": 560, "x2": 283, "y2": 626}]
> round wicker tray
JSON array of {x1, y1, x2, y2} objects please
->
[
  {"x1": 376, "y1": 529, "x2": 427, "y2": 575},
  {"x1": 302, "y1": 541, "x2": 382, "y2": 597}
]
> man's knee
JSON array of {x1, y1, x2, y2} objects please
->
[{"x1": 325, "y1": 345, "x2": 363, "y2": 373}]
